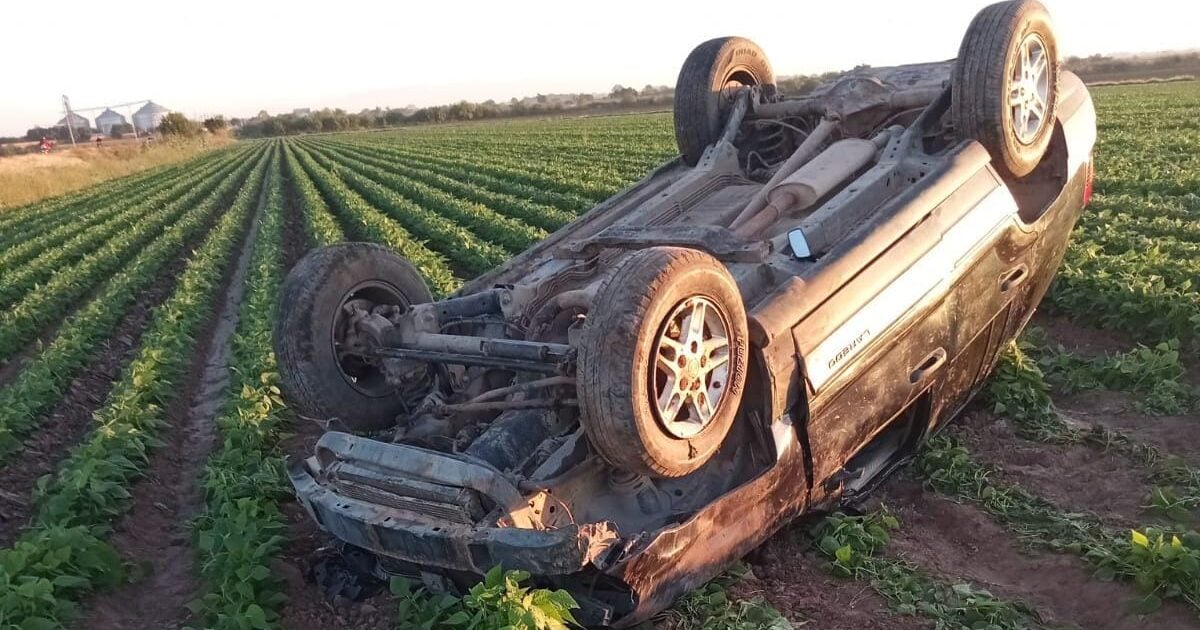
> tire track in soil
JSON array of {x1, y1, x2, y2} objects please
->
[
  {"x1": 1034, "y1": 312, "x2": 1200, "y2": 467},
  {"x1": 957, "y1": 408, "x2": 1160, "y2": 529},
  {"x1": 273, "y1": 180, "x2": 392, "y2": 630},
  {"x1": 874, "y1": 476, "x2": 1200, "y2": 629},
  {"x1": 0, "y1": 257, "x2": 187, "y2": 545},
  {"x1": 77, "y1": 182, "x2": 268, "y2": 630},
  {"x1": 1059, "y1": 389, "x2": 1200, "y2": 466}
]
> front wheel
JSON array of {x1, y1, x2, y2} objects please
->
[
  {"x1": 577, "y1": 247, "x2": 749, "y2": 478},
  {"x1": 274, "y1": 242, "x2": 433, "y2": 432}
]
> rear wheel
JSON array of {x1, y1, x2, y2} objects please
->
[
  {"x1": 275, "y1": 242, "x2": 433, "y2": 431},
  {"x1": 578, "y1": 247, "x2": 749, "y2": 478},
  {"x1": 674, "y1": 36, "x2": 776, "y2": 166},
  {"x1": 952, "y1": 0, "x2": 1059, "y2": 179}
]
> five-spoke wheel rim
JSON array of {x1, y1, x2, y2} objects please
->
[
  {"x1": 651, "y1": 296, "x2": 732, "y2": 439},
  {"x1": 331, "y1": 281, "x2": 409, "y2": 397},
  {"x1": 1009, "y1": 32, "x2": 1050, "y2": 145}
]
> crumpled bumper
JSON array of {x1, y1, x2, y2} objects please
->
[{"x1": 288, "y1": 432, "x2": 619, "y2": 576}]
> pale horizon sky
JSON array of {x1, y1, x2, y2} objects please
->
[{"x1": 2, "y1": 0, "x2": 1195, "y2": 137}]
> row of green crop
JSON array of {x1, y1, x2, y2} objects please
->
[
  {"x1": 297, "y1": 146, "x2": 509, "y2": 277},
  {"x1": 280, "y1": 142, "x2": 345, "y2": 248},
  {"x1": 319, "y1": 138, "x2": 594, "y2": 213},
  {"x1": 192, "y1": 144, "x2": 293, "y2": 629},
  {"x1": 0, "y1": 148, "x2": 262, "y2": 364},
  {"x1": 361, "y1": 134, "x2": 667, "y2": 181},
  {"x1": 0, "y1": 145, "x2": 268, "y2": 460},
  {"x1": 304, "y1": 139, "x2": 576, "y2": 231},
  {"x1": 918, "y1": 434, "x2": 1200, "y2": 615},
  {"x1": 919, "y1": 342, "x2": 1200, "y2": 614},
  {"x1": 987, "y1": 343, "x2": 1200, "y2": 515},
  {"x1": 0, "y1": 148, "x2": 271, "y2": 627},
  {"x1": 297, "y1": 140, "x2": 546, "y2": 252},
  {"x1": 1047, "y1": 82, "x2": 1200, "y2": 340},
  {"x1": 0, "y1": 150, "x2": 254, "y2": 310},
  {"x1": 343, "y1": 138, "x2": 626, "y2": 200},
  {"x1": 284, "y1": 142, "x2": 460, "y2": 295},
  {"x1": 0, "y1": 147, "x2": 249, "y2": 278}
]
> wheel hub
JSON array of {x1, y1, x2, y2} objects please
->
[
  {"x1": 650, "y1": 296, "x2": 732, "y2": 439},
  {"x1": 331, "y1": 281, "x2": 410, "y2": 397},
  {"x1": 1009, "y1": 32, "x2": 1050, "y2": 144}
]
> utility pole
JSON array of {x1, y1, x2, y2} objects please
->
[{"x1": 61, "y1": 94, "x2": 77, "y2": 146}]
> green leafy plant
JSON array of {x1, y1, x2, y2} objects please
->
[
  {"x1": 1098, "y1": 529, "x2": 1200, "y2": 612},
  {"x1": 392, "y1": 566, "x2": 579, "y2": 630}
]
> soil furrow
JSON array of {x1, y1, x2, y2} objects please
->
[
  {"x1": 78, "y1": 181, "x2": 267, "y2": 630},
  {"x1": 272, "y1": 160, "x2": 392, "y2": 629},
  {"x1": 0, "y1": 257, "x2": 185, "y2": 545},
  {"x1": 280, "y1": 168, "x2": 311, "y2": 268},
  {"x1": 957, "y1": 408, "x2": 1159, "y2": 529}
]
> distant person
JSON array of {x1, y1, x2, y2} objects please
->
[
  {"x1": 39, "y1": 136, "x2": 52, "y2": 154},
  {"x1": 95, "y1": 136, "x2": 103, "y2": 146}
]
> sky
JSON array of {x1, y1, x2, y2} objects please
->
[{"x1": 2, "y1": 0, "x2": 1196, "y2": 136}]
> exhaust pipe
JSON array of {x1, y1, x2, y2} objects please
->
[
  {"x1": 729, "y1": 117, "x2": 839, "y2": 231},
  {"x1": 733, "y1": 137, "x2": 878, "y2": 239}
]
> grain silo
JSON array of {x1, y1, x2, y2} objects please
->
[
  {"x1": 55, "y1": 112, "x2": 91, "y2": 131},
  {"x1": 95, "y1": 108, "x2": 127, "y2": 135},
  {"x1": 132, "y1": 101, "x2": 169, "y2": 132}
]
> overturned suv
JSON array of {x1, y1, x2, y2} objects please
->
[{"x1": 277, "y1": 1, "x2": 1096, "y2": 625}]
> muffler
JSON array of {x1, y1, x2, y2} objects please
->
[{"x1": 733, "y1": 138, "x2": 879, "y2": 239}]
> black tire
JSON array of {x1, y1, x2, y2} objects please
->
[
  {"x1": 577, "y1": 247, "x2": 749, "y2": 478},
  {"x1": 275, "y1": 242, "x2": 433, "y2": 432},
  {"x1": 952, "y1": 0, "x2": 1059, "y2": 179},
  {"x1": 674, "y1": 37, "x2": 775, "y2": 166}
]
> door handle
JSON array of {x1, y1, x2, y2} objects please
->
[
  {"x1": 909, "y1": 347, "x2": 947, "y2": 384},
  {"x1": 999, "y1": 265, "x2": 1029, "y2": 293}
]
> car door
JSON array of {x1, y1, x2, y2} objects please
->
[{"x1": 791, "y1": 159, "x2": 1023, "y2": 493}]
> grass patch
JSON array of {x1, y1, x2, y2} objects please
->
[{"x1": 0, "y1": 135, "x2": 235, "y2": 210}]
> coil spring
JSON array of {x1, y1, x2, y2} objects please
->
[{"x1": 740, "y1": 119, "x2": 802, "y2": 171}]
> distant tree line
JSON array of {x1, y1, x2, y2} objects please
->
[
  {"x1": 233, "y1": 74, "x2": 857, "y2": 139},
  {"x1": 24, "y1": 125, "x2": 91, "y2": 143},
  {"x1": 1065, "y1": 52, "x2": 1200, "y2": 83},
  {"x1": 234, "y1": 85, "x2": 679, "y2": 139}
]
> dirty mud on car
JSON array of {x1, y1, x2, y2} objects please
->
[{"x1": 275, "y1": 1, "x2": 1096, "y2": 625}]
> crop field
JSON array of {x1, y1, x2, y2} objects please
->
[{"x1": 0, "y1": 80, "x2": 1198, "y2": 630}]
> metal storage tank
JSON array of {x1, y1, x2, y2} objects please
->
[
  {"x1": 95, "y1": 108, "x2": 127, "y2": 135},
  {"x1": 132, "y1": 101, "x2": 169, "y2": 132},
  {"x1": 54, "y1": 112, "x2": 91, "y2": 130}
]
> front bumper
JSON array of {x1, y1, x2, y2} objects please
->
[{"x1": 289, "y1": 432, "x2": 619, "y2": 576}]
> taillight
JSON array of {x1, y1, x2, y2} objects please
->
[{"x1": 1082, "y1": 154, "x2": 1095, "y2": 206}]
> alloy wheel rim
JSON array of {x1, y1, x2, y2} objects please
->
[
  {"x1": 651, "y1": 296, "x2": 732, "y2": 439},
  {"x1": 1009, "y1": 32, "x2": 1051, "y2": 144}
]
